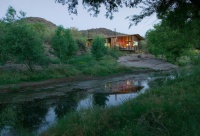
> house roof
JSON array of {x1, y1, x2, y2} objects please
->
[
  {"x1": 132, "y1": 34, "x2": 145, "y2": 40},
  {"x1": 88, "y1": 34, "x2": 145, "y2": 40}
]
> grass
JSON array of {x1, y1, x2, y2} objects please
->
[
  {"x1": 0, "y1": 52, "x2": 131, "y2": 85},
  {"x1": 42, "y1": 63, "x2": 200, "y2": 136}
]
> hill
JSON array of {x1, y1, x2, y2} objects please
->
[
  {"x1": 80, "y1": 28, "x2": 127, "y2": 38},
  {"x1": 24, "y1": 17, "x2": 127, "y2": 38},
  {"x1": 23, "y1": 17, "x2": 57, "y2": 29}
]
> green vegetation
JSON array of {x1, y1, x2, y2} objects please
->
[
  {"x1": 91, "y1": 36, "x2": 107, "y2": 61},
  {"x1": 0, "y1": 7, "x2": 129, "y2": 86},
  {"x1": 146, "y1": 18, "x2": 200, "y2": 64},
  {"x1": 0, "y1": 52, "x2": 130, "y2": 85},
  {"x1": 43, "y1": 62, "x2": 200, "y2": 136},
  {"x1": 0, "y1": 7, "x2": 47, "y2": 71},
  {"x1": 51, "y1": 26, "x2": 78, "y2": 62},
  {"x1": 70, "y1": 27, "x2": 87, "y2": 53},
  {"x1": 3, "y1": 23, "x2": 45, "y2": 71}
]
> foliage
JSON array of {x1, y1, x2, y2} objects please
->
[
  {"x1": 55, "y1": 0, "x2": 200, "y2": 27},
  {"x1": 65, "y1": 29, "x2": 78, "y2": 57},
  {"x1": 2, "y1": 23, "x2": 45, "y2": 71},
  {"x1": 43, "y1": 62, "x2": 200, "y2": 136},
  {"x1": 0, "y1": 22, "x2": 6, "y2": 63},
  {"x1": 3, "y1": 6, "x2": 26, "y2": 23},
  {"x1": 146, "y1": 23, "x2": 192, "y2": 63},
  {"x1": 28, "y1": 22, "x2": 46, "y2": 38},
  {"x1": 138, "y1": 40, "x2": 147, "y2": 50},
  {"x1": 0, "y1": 53, "x2": 131, "y2": 85},
  {"x1": 51, "y1": 26, "x2": 77, "y2": 62},
  {"x1": 107, "y1": 48, "x2": 125, "y2": 59},
  {"x1": 183, "y1": 19, "x2": 200, "y2": 50},
  {"x1": 70, "y1": 27, "x2": 87, "y2": 52},
  {"x1": 91, "y1": 36, "x2": 107, "y2": 61},
  {"x1": 0, "y1": 7, "x2": 51, "y2": 69}
]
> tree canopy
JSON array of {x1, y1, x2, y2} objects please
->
[
  {"x1": 51, "y1": 26, "x2": 77, "y2": 62},
  {"x1": 55, "y1": 0, "x2": 200, "y2": 27}
]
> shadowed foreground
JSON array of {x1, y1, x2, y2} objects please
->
[{"x1": 42, "y1": 65, "x2": 200, "y2": 136}]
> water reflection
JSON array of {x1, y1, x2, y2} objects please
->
[
  {"x1": 93, "y1": 94, "x2": 109, "y2": 107},
  {"x1": 0, "y1": 72, "x2": 173, "y2": 135},
  {"x1": 0, "y1": 100, "x2": 49, "y2": 135},
  {"x1": 54, "y1": 93, "x2": 79, "y2": 118}
]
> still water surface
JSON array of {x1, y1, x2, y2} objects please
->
[{"x1": 0, "y1": 72, "x2": 175, "y2": 135}]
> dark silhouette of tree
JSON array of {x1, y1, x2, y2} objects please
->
[
  {"x1": 55, "y1": 0, "x2": 200, "y2": 27},
  {"x1": 93, "y1": 94, "x2": 109, "y2": 107},
  {"x1": 54, "y1": 93, "x2": 79, "y2": 118},
  {"x1": 15, "y1": 100, "x2": 48, "y2": 132}
]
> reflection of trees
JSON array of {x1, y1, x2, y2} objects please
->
[
  {"x1": 0, "y1": 103, "x2": 12, "y2": 130},
  {"x1": 93, "y1": 94, "x2": 109, "y2": 108},
  {"x1": 54, "y1": 92, "x2": 83, "y2": 118},
  {"x1": 15, "y1": 100, "x2": 49, "y2": 132},
  {"x1": 0, "y1": 100, "x2": 49, "y2": 132}
]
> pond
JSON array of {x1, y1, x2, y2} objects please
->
[{"x1": 0, "y1": 71, "x2": 176, "y2": 135}]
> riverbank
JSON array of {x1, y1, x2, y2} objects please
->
[
  {"x1": 0, "y1": 53, "x2": 178, "y2": 92},
  {"x1": 0, "y1": 53, "x2": 131, "y2": 90},
  {"x1": 42, "y1": 64, "x2": 200, "y2": 136},
  {"x1": 0, "y1": 68, "x2": 153, "y2": 92}
]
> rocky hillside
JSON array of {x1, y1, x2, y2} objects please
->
[
  {"x1": 24, "y1": 17, "x2": 126, "y2": 38},
  {"x1": 23, "y1": 17, "x2": 57, "y2": 29},
  {"x1": 80, "y1": 28, "x2": 127, "y2": 38}
]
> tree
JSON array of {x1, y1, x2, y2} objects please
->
[
  {"x1": 3, "y1": 6, "x2": 26, "y2": 23},
  {"x1": 51, "y1": 26, "x2": 68, "y2": 61},
  {"x1": 3, "y1": 23, "x2": 45, "y2": 71},
  {"x1": 146, "y1": 23, "x2": 191, "y2": 62},
  {"x1": 70, "y1": 27, "x2": 87, "y2": 52},
  {"x1": 0, "y1": 22, "x2": 5, "y2": 63},
  {"x1": 65, "y1": 29, "x2": 78, "y2": 57},
  {"x1": 91, "y1": 36, "x2": 107, "y2": 61},
  {"x1": 55, "y1": 0, "x2": 200, "y2": 27},
  {"x1": 51, "y1": 26, "x2": 77, "y2": 62}
]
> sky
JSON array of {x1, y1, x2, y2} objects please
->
[{"x1": 0, "y1": 0, "x2": 160, "y2": 36}]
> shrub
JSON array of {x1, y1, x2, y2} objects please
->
[
  {"x1": 91, "y1": 36, "x2": 107, "y2": 61},
  {"x1": 76, "y1": 38, "x2": 87, "y2": 53},
  {"x1": 51, "y1": 26, "x2": 77, "y2": 62},
  {"x1": 2, "y1": 23, "x2": 45, "y2": 71}
]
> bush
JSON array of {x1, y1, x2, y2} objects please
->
[
  {"x1": 91, "y1": 36, "x2": 107, "y2": 61},
  {"x1": 51, "y1": 26, "x2": 77, "y2": 62},
  {"x1": 146, "y1": 24, "x2": 191, "y2": 63},
  {"x1": 138, "y1": 40, "x2": 147, "y2": 50},
  {"x1": 76, "y1": 38, "x2": 87, "y2": 53},
  {"x1": 2, "y1": 23, "x2": 45, "y2": 71},
  {"x1": 108, "y1": 48, "x2": 125, "y2": 59},
  {"x1": 70, "y1": 27, "x2": 87, "y2": 53}
]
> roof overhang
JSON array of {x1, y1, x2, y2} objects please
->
[
  {"x1": 88, "y1": 34, "x2": 145, "y2": 40},
  {"x1": 133, "y1": 34, "x2": 145, "y2": 40},
  {"x1": 88, "y1": 34, "x2": 144, "y2": 40}
]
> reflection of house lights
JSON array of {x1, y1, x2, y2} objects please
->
[{"x1": 126, "y1": 81, "x2": 130, "y2": 85}]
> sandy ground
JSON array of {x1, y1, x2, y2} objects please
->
[{"x1": 118, "y1": 53, "x2": 178, "y2": 71}]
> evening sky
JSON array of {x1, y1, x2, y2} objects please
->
[{"x1": 0, "y1": 0, "x2": 160, "y2": 36}]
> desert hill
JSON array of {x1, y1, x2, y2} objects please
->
[
  {"x1": 80, "y1": 28, "x2": 127, "y2": 38},
  {"x1": 24, "y1": 17, "x2": 127, "y2": 38},
  {"x1": 23, "y1": 17, "x2": 57, "y2": 28}
]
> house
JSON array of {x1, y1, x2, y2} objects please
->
[{"x1": 87, "y1": 34, "x2": 144, "y2": 51}]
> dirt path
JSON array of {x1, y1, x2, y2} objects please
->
[{"x1": 118, "y1": 53, "x2": 178, "y2": 71}]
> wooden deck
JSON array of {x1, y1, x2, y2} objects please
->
[{"x1": 119, "y1": 48, "x2": 137, "y2": 52}]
